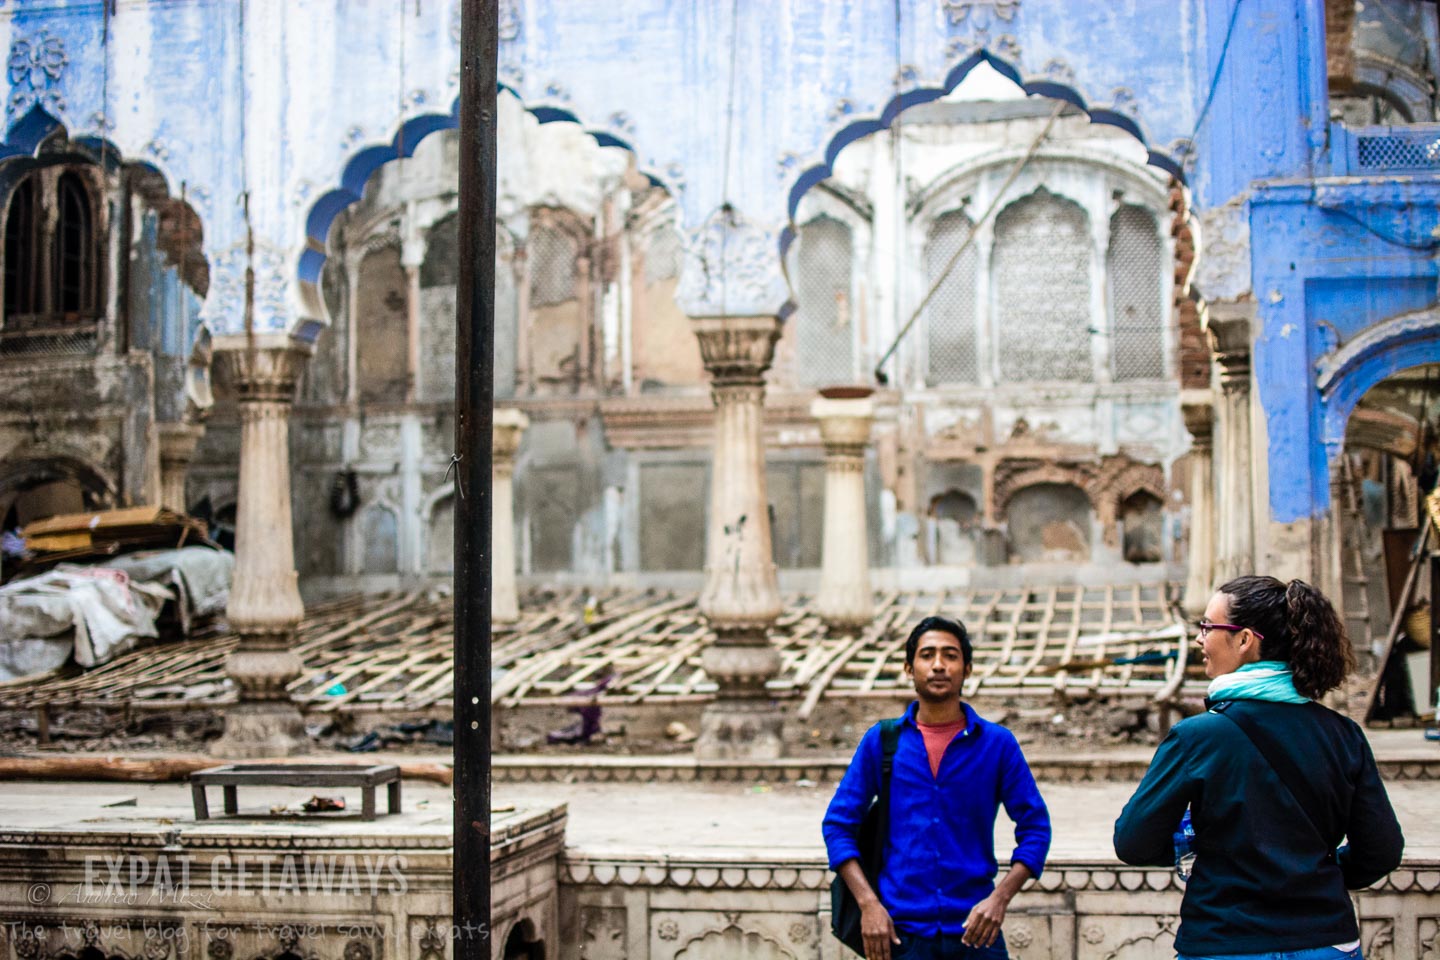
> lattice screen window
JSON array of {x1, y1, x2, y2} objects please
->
[
  {"x1": 993, "y1": 189, "x2": 1093, "y2": 383},
  {"x1": 645, "y1": 224, "x2": 682, "y2": 284},
  {"x1": 925, "y1": 210, "x2": 980, "y2": 384},
  {"x1": 1108, "y1": 204, "x2": 1165, "y2": 380},
  {"x1": 528, "y1": 225, "x2": 577, "y2": 306},
  {"x1": 790, "y1": 215, "x2": 855, "y2": 388}
]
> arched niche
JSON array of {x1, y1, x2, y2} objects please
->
[
  {"x1": 1119, "y1": 489, "x2": 1164, "y2": 563},
  {"x1": 354, "y1": 240, "x2": 410, "y2": 404},
  {"x1": 630, "y1": 200, "x2": 703, "y2": 391},
  {"x1": 359, "y1": 502, "x2": 400, "y2": 575},
  {"x1": 501, "y1": 918, "x2": 544, "y2": 960},
  {"x1": 1005, "y1": 482, "x2": 1093, "y2": 563},
  {"x1": 929, "y1": 488, "x2": 980, "y2": 565},
  {"x1": 425, "y1": 490, "x2": 455, "y2": 575},
  {"x1": 0, "y1": 453, "x2": 114, "y2": 530}
]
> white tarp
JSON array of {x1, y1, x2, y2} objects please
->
[
  {"x1": 107, "y1": 546, "x2": 234, "y2": 629},
  {"x1": 0, "y1": 565, "x2": 171, "y2": 681}
]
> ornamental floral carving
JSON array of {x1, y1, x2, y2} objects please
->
[
  {"x1": 943, "y1": 0, "x2": 1019, "y2": 26},
  {"x1": 673, "y1": 921, "x2": 794, "y2": 960},
  {"x1": 677, "y1": 207, "x2": 788, "y2": 318},
  {"x1": 7, "y1": 28, "x2": 66, "y2": 120}
]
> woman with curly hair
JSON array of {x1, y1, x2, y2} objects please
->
[{"x1": 1114, "y1": 576, "x2": 1404, "y2": 959}]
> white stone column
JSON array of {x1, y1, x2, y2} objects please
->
[
  {"x1": 1181, "y1": 392, "x2": 1216, "y2": 615},
  {"x1": 1207, "y1": 303, "x2": 1255, "y2": 583},
  {"x1": 693, "y1": 314, "x2": 784, "y2": 760},
  {"x1": 211, "y1": 334, "x2": 312, "y2": 758},
  {"x1": 157, "y1": 421, "x2": 205, "y2": 513},
  {"x1": 492, "y1": 408, "x2": 528, "y2": 624},
  {"x1": 813, "y1": 393, "x2": 875, "y2": 630}
]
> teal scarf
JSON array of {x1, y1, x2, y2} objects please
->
[{"x1": 1207, "y1": 660, "x2": 1309, "y2": 704}]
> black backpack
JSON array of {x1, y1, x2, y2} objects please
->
[{"x1": 831, "y1": 717, "x2": 903, "y2": 957}]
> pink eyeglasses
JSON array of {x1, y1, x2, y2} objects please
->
[{"x1": 1197, "y1": 621, "x2": 1264, "y2": 641}]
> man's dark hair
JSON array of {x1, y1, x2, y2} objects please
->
[{"x1": 904, "y1": 615, "x2": 972, "y2": 667}]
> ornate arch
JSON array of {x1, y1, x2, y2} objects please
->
[
  {"x1": 781, "y1": 46, "x2": 1192, "y2": 260},
  {"x1": 1317, "y1": 303, "x2": 1440, "y2": 457},
  {"x1": 992, "y1": 460, "x2": 1099, "y2": 517},
  {"x1": 297, "y1": 89, "x2": 677, "y2": 332},
  {"x1": 1090, "y1": 456, "x2": 1166, "y2": 547},
  {"x1": 1352, "y1": 53, "x2": 1433, "y2": 123}
]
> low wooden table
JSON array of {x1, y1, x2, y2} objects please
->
[{"x1": 190, "y1": 764, "x2": 402, "y2": 821}]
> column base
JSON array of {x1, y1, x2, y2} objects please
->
[
  {"x1": 211, "y1": 702, "x2": 310, "y2": 759},
  {"x1": 694, "y1": 699, "x2": 785, "y2": 761},
  {"x1": 816, "y1": 603, "x2": 874, "y2": 633}
]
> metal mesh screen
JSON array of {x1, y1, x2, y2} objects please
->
[
  {"x1": 1356, "y1": 131, "x2": 1440, "y2": 173},
  {"x1": 791, "y1": 215, "x2": 854, "y2": 388},
  {"x1": 644, "y1": 224, "x2": 682, "y2": 284},
  {"x1": 993, "y1": 190, "x2": 1093, "y2": 382},
  {"x1": 1108, "y1": 204, "x2": 1165, "y2": 381},
  {"x1": 925, "y1": 210, "x2": 979, "y2": 384},
  {"x1": 528, "y1": 225, "x2": 577, "y2": 307}
]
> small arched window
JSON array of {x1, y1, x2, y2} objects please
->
[
  {"x1": 790, "y1": 215, "x2": 854, "y2": 388},
  {"x1": 925, "y1": 210, "x2": 979, "y2": 385},
  {"x1": 4, "y1": 177, "x2": 36, "y2": 319},
  {"x1": 1108, "y1": 204, "x2": 1164, "y2": 381},
  {"x1": 993, "y1": 189, "x2": 1092, "y2": 383},
  {"x1": 54, "y1": 172, "x2": 95, "y2": 316}
]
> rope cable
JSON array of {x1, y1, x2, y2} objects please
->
[{"x1": 718, "y1": 0, "x2": 741, "y2": 314}]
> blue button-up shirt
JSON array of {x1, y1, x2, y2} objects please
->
[{"x1": 822, "y1": 701, "x2": 1052, "y2": 936}]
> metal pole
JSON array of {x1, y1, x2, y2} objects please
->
[{"x1": 455, "y1": 1, "x2": 497, "y2": 957}]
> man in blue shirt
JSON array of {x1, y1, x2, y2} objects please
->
[{"x1": 822, "y1": 616, "x2": 1051, "y2": 959}]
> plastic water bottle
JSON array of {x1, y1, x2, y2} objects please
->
[{"x1": 1173, "y1": 807, "x2": 1196, "y2": 882}]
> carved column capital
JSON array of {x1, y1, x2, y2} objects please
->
[
  {"x1": 493, "y1": 407, "x2": 529, "y2": 468},
  {"x1": 813, "y1": 395, "x2": 876, "y2": 462},
  {"x1": 692, "y1": 315, "x2": 782, "y2": 388},
  {"x1": 1180, "y1": 390, "x2": 1215, "y2": 452},
  {"x1": 211, "y1": 333, "x2": 314, "y2": 403},
  {"x1": 676, "y1": 207, "x2": 789, "y2": 318},
  {"x1": 1203, "y1": 300, "x2": 1253, "y2": 393},
  {"x1": 157, "y1": 420, "x2": 206, "y2": 513}
]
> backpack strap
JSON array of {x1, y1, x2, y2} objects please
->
[
  {"x1": 1213, "y1": 700, "x2": 1338, "y2": 850},
  {"x1": 866, "y1": 718, "x2": 905, "y2": 873}
]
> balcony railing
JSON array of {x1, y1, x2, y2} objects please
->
[{"x1": 1330, "y1": 122, "x2": 1440, "y2": 176}]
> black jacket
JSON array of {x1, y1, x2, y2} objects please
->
[{"x1": 1114, "y1": 699, "x2": 1403, "y2": 956}]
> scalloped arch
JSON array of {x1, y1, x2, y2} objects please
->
[
  {"x1": 1317, "y1": 304, "x2": 1440, "y2": 453},
  {"x1": 297, "y1": 85, "x2": 674, "y2": 330},
  {"x1": 779, "y1": 49, "x2": 1190, "y2": 259},
  {"x1": 1, "y1": 105, "x2": 183, "y2": 193}
]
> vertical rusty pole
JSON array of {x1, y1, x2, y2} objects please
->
[{"x1": 455, "y1": 0, "x2": 497, "y2": 956}]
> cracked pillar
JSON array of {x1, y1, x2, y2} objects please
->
[
  {"x1": 492, "y1": 408, "x2": 528, "y2": 624},
  {"x1": 157, "y1": 421, "x2": 205, "y2": 513},
  {"x1": 211, "y1": 334, "x2": 312, "y2": 758},
  {"x1": 813, "y1": 392, "x2": 875, "y2": 631},
  {"x1": 1181, "y1": 392, "x2": 1216, "y2": 615},
  {"x1": 1207, "y1": 302, "x2": 1255, "y2": 583},
  {"x1": 693, "y1": 314, "x2": 785, "y2": 760}
]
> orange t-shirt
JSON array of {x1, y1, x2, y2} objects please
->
[{"x1": 916, "y1": 717, "x2": 967, "y2": 777}]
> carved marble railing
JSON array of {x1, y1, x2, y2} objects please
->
[{"x1": 561, "y1": 854, "x2": 1440, "y2": 960}]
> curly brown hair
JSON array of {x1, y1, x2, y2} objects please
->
[{"x1": 1218, "y1": 576, "x2": 1354, "y2": 699}]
